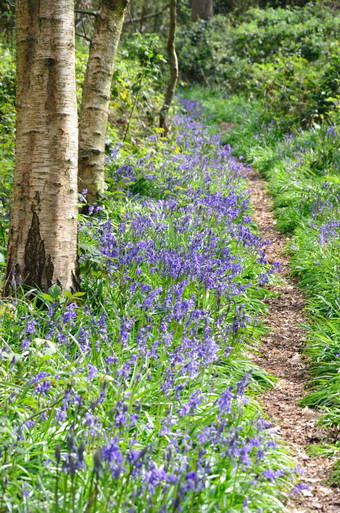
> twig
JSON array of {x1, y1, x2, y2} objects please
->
[
  {"x1": 76, "y1": 32, "x2": 92, "y2": 43},
  {"x1": 123, "y1": 4, "x2": 170, "y2": 25},
  {"x1": 81, "y1": 17, "x2": 88, "y2": 42},
  {"x1": 75, "y1": 9, "x2": 98, "y2": 17},
  {"x1": 127, "y1": 8, "x2": 137, "y2": 31}
]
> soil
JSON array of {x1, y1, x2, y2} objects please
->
[{"x1": 247, "y1": 168, "x2": 340, "y2": 513}]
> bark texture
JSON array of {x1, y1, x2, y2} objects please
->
[
  {"x1": 159, "y1": 0, "x2": 179, "y2": 136},
  {"x1": 192, "y1": 0, "x2": 213, "y2": 21},
  {"x1": 4, "y1": 0, "x2": 79, "y2": 295},
  {"x1": 78, "y1": 0, "x2": 129, "y2": 203}
]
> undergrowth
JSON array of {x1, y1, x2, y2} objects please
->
[
  {"x1": 1, "y1": 2, "x2": 338, "y2": 507},
  {"x1": 184, "y1": 76, "x2": 340, "y2": 479},
  {"x1": 0, "y1": 81, "x2": 298, "y2": 511},
  {"x1": 181, "y1": 4, "x2": 339, "y2": 463}
]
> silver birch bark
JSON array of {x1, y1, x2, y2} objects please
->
[
  {"x1": 78, "y1": 0, "x2": 129, "y2": 203},
  {"x1": 192, "y1": 0, "x2": 213, "y2": 21},
  {"x1": 4, "y1": 0, "x2": 79, "y2": 294}
]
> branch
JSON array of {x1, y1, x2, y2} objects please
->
[
  {"x1": 75, "y1": 9, "x2": 98, "y2": 17},
  {"x1": 124, "y1": 4, "x2": 170, "y2": 25},
  {"x1": 76, "y1": 32, "x2": 92, "y2": 43}
]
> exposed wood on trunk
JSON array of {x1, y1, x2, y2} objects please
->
[
  {"x1": 4, "y1": 0, "x2": 79, "y2": 295},
  {"x1": 192, "y1": 0, "x2": 213, "y2": 21},
  {"x1": 78, "y1": 0, "x2": 129, "y2": 203},
  {"x1": 159, "y1": 0, "x2": 179, "y2": 136}
]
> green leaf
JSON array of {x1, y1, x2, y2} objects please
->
[{"x1": 48, "y1": 284, "x2": 62, "y2": 299}]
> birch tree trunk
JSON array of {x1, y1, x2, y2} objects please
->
[
  {"x1": 159, "y1": 0, "x2": 179, "y2": 136},
  {"x1": 78, "y1": 0, "x2": 129, "y2": 203},
  {"x1": 4, "y1": 0, "x2": 79, "y2": 295},
  {"x1": 192, "y1": 0, "x2": 213, "y2": 21}
]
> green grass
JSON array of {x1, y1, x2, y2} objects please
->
[
  {"x1": 0, "y1": 84, "x2": 299, "y2": 512},
  {"x1": 183, "y1": 83, "x2": 340, "y2": 481},
  {"x1": 2, "y1": 2, "x2": 340, "y2": 505}
]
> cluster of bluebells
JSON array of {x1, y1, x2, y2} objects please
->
[
  {"x1": 318, "y1": 219, "x2": 340, "y2": 247},
  {"x1": 265, "y1": 124, "x2": 340, "y2": 258},
  {"x1": 0, "y1": 101, "x2": 297, "y2": 512}
]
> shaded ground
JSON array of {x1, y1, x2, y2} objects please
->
[{"x1": 247, "y1": 168, "x2": 340, "y2": 513}]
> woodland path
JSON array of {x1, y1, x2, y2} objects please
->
[{"x1": 247, "y1": 168, "x2": 340, "y2": 513}]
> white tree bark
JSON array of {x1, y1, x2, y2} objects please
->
[
  {"x1": 4, "y1": 0, "x2": 79, "y2": 294},
  {"x1": 78, "y1": 0, "x2": 129, "y2": 203}
]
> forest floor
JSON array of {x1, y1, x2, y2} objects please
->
[{"x1": 247, "y1": 168, "x2": 340, "y2": 512}]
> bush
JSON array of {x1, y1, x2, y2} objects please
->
[{"x1": 178, "y1": 3, "x2": 340, "y2": 129}]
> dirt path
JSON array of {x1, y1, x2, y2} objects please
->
[{"x1": 247, "y1": 168, "x2": 340, "y2": 513}]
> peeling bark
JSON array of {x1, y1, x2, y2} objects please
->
[
  {"x1": 78, "y1": 0, "x2": 129, "y2": 203},
  {"x1": 159, "y1": 0, "x2": 179, "y2": 136},
  {"x1": 192, "y1": 0, "x2": 213, "y2": 21},
  {"x1": 4, "y1": 0, "x2": 79, "y2": 295}
]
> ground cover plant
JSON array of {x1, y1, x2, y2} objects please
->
[
  {"x1": 1, "y1": 1, "x2": 338, "y2": 509},
  {"x1": 221, "y1": 107, "x2": 340, "y2": 428},
  {"x1": 0, "y1": 82, "x2": 300, "y2": 510},
  {"x1": 180, "y1": 0, "x2": 340, "y2": 476}
]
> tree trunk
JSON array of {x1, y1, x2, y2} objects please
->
[
  {"x1": 78, "y1": 0, "x2": 129, "y2": 203},
  {"x1": 192, "y1": 0, "x2": 213, "y2": 21},
  {"x1": 159, "y1": 0, "x2": 179, "y2": 136},
  {"x1": 4, "y1": 0, "x2": 79, "y2": 295}
]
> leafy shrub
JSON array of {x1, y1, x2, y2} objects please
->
[
  {"x1": 178, "y1": 3, "x2": 340, "y2": 128},
  {"x1": 107, "y1": 34, "x2": 167, "y2": 142},
  {"x1": 177, "y1": 16, "x2": 230, "y2": 81}
]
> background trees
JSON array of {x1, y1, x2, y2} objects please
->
[
  {"x1": 4, "y1": 0, "x2": 79, "y2": 294},
  {"x1": 192, "y1": 0, "x2": 214, "y2": 21}
]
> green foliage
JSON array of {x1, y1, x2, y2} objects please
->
[
  {"x1": 75, "y1": 44, "x2": 89, "y2": 106},
  {"x1": 184, "y1": 69, "x2": 339, "y2": 478},
  {"x1": 178, "y1": 3, "x2": 340, "y2": 128},
  {"x1": 0, "y1": 39, "x2": 15, "y2": 264},
  {"x1": 1, "y1": 1, "x2": 339, "y2": 500},
  {"x1": 108, "y1": 34, "x2": 167, "y2": 143},
  {"x1": 229, "y1": 4, "x2": 338, "y2": 63},
  {"x1": 0, "y1": 104, "x2": 298, "y2": 512},
  {"x1": 177, "y1": 16, "x2": 230, "y2": 82}
]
